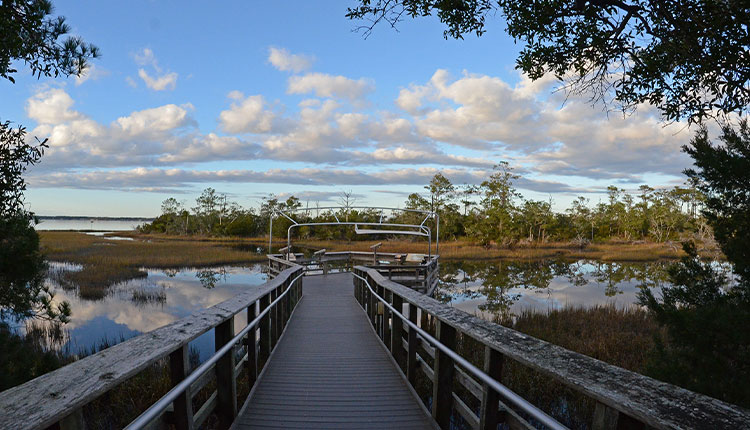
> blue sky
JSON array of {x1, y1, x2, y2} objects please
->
[{"x1": 4, "y1": 1, "x2": 695, "y2": 217}]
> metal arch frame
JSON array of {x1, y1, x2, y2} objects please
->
[{"x1": 268, "y1": 206, "x2": 440, "y2": 259}]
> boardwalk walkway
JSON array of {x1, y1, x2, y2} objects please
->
[{"x1": 233, "y1": 273, "x2": 436, "y2": 429}]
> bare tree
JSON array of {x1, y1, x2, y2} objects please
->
[{"x1": 338, "y1": 190, "x2": 357, "y2": 222}]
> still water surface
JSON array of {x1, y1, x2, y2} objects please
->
[
  {"x1": 35, "y1": 218, "x2": 151, "y2": 231},
  {"x1": 435, "y1": 259, "x2": 677, "y2": 319},
  {"x1": 45, "y1": 263, "x2": 268, "y2": 361},
  {"x1": 38, "y1": 258, "x2": 694, "y2": 361}
]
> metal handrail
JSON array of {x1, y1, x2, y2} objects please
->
[
  {"x1": 125, "y1": 271, "x2": 304, "y2": 430},
  {"x1": 351, "y1": 272, "x2": 568, "y2": 430}
]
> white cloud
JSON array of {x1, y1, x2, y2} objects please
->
[
  {"x1": 132, "y1": 48, "x2": 178, "y2": 91},
  {"x1": 268, "y1": 47, "x2": 314, "y2": 72},
  {"x1": 134, "y1": 48, "x2": 157, "y2": 67},
  {"x1": 138, "y1": 69, "x2": 178, "y2": 91},
  {"x1": 26, "y1": 88, "x2": 84, "y2": 124},
  {"x1": 218, "y1": 92, "x2": 276, "y2": 134},
  {"x1": 287, "y1": 73, "x2": 374, "y2": 101}
]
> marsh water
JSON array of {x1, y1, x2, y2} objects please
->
[
  {"x1": 435, "y1": 260, "x2": 678, "y2": 320},
  {"x1": 41, "y1": 263, "x2": 269, "y2": 361},
  {"x1": 28, "y1": 257, "x2": 698, "y2": 362}
]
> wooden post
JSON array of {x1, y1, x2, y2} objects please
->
[
  {"x1": 170, "y1": 344, "x2": 194, "y2": 430},
  {"x1": 259, "y1": 294, "x2": 270, "y2": 361},
  {"x1": 420, "y1": 307, "x2": 429, "y2": 333},
  {"x1": 58, "y1": 408, "x2": 85, "y2": 430},
  {"x1": 479, "y1": 346, "x2": 504, "y2": 430},
  {"x1": 407, "y1": 303, "x2": 418, "y2": 385},
  {"x1": 593, "y1": 402, "x2": 645, "y2": 430},
  {"x1": 271, "y1": 287, "x2": 279, "y2": 347},
  {"x1": 369, "y1": 280, "x2": 377, "y2": 328},
  {"x1": 246, "y1": 302, "x2": 258, "y2": 389},
  {"x1": 215, "y1": 318, "x2": 237, "y2": 428},
  {"x1": 432, "y1": 320, "x2": 455, "y2": 429},
  {"x1": 383, "y1": 290, "x2": 391, "y2": 351},
  {"x1": 391, "y1": 294, "x2": 404, "y2": 366}
]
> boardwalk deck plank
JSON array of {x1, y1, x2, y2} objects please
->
[{"x1": 233, "y1": 273, "x2": 436, "y2": 430}]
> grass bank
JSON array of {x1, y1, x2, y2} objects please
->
[
  {"x1": 40, "y1": 231, "x2": 268, "y2": 298},
  {"x1": 290, "y1": 238, "x2": 699, "y2": 261}
]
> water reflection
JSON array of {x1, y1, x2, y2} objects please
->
[
  {"x1": 436, "y1": 260, "x2": 675, "y2": 320},
  {"x1": 43, "y1": 264, "x2": 267, "y2": 360}
]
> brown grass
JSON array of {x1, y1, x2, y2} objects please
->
[
  {"x1": 489, "y1": 305, "x2": 664, "y2": 429},
  {"x1": 40, "y1": 232, "x2": 267, "y2": 297},
  {"x1": 291, "y1": 238, "x2": 694, "y2": 261}
]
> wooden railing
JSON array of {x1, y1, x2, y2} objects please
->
[
  {"x1": 268, "y1": 251, "x2": 439, "y2": 294},
  {"x1": 0, "y1": 264, "x2": 304, "y2": 430},
  {"x1": 353, "y1": 265, "x2": 750, "y2": 430}
]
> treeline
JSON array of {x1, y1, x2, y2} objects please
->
[{"x1": 140, "y1": 163, "x2": 708, "y2": 245}]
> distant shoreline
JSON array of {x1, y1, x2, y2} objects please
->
[{"x1": 37, "y1": 215, "x2": 154, "y2": 221}]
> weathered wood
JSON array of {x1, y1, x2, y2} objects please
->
[
  {"x1": 407, "y1": 303, "x2": 418, "y2": 385},
  {"x1": 480, "y1": 346, "x2": 504, "y2": 430},
  {"x1": 432, "y1": 319, "x2": 456, "y2": 428},
  {"x1": 0, "y1": 265, "x2": 302, "y2": 430},
  {"x1": 354, "y1": 265, "x2": 750, "y2": 430},
  {"x1": 58, "y1": 408, "x2": 85, "y2": 430},
  {"x1": 593, "y1": 401, "x2": 621, "y2": 430},
  {"x1": 392, "y1": 294, "x2": 405, "y2": 367},
  {"x1": 246, "y1": 303, "x2": 258, "y2": 389},
  {"x1": 258, "y1": 293, "x2": 270, "y2": 362},
  {"x1": 169, "y1": 345, "x2": 194, "y2": 430},
  {"x1": 215, "y1": 318, "x2": 237, "y2": 428},
  {"x1": 453, "y1": 392, "x2": 480, "y2": 430},
  {"x1": 383, "y1": 289, "x2": 392, "y2": 352},
  {"x1": 192, "y1": 391, "x2": 217, "y2": 429},
  {"x1": 455, "y1": 366, "x2": 482, "y2": 399}
]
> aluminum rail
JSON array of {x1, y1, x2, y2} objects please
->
[
  {"x1": 125, "y1": 272, "x2": 304, "y2": 430},
  {"x1": 285, "y1": 222, "x2": 433, "y2": 259},
  {"x1": 352, "y1": 272, "x2": 568, "y2": 430}
]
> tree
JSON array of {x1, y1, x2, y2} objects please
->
[
  {"x1": 1, "y1": 0, "x2": 99, "y2": 83},
  {"x1": 425, "y1": 172, "x2": 455, "y2": 214},
  {"x1": 1, "y1": 0, "x2": 98, "y2": 323},
  {"x1": 638, "y1": 242, "x2": 750, "y2": 407},
  {"x1": 684, "y1": 121, "x2": 750, "y2": 282},
  {"x1": 347, "y1": 0, "x2": 749, "y2": 124},
  {"x1": 0, "y1": 121, "x2": 45, "y2": 218},
  {"x1": 0, "y1": 123, "x2": 69, "y2": 322}
]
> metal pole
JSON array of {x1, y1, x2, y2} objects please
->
[
  {"x1": 287, "y1": 226, "x2": 292, "y2": 260},
  {"x1": 436, "y1": 213, "x2": 440, "y2": 256},
  {"x1": 269, "y1": 212, "x2": 273, "y2": 252}
]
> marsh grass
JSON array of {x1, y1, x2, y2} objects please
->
[
  {"x1": 489, "y1": 305, "x2": 662, "y2": 429},
  {"x1": 40, "y1": 231, "x2": 268, "y2": 298},
  {"x1": 290, "y1": 238, "x2": 694, "y2": 262}
]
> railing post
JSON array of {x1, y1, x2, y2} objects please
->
[
  {"x1": 407, "y1": 303, "x2": 418, "y2": 385},
  {"x1": 432, "y1": 319, "x2": 456, "y2": 429},
  {"x1": 369, "y1": 278, "x2": 377, "y2": 328},
  {"x1": 593, "y1": 402, "x2": 645, "y2": 430},
  {"x1": 246, "y1": 302, "x2": 258, "y2": 389},
  {"x1": 169, "y1": 344, "x2": 194, "y2": 430},
  {"x1": 259, "y1": 293, "x2": 270, "y2": 361},
  {"x1": 58, "y1": 408, "x2": 85, "y2": 430},
  {"x1": 383, "y1": 290, "x2": 392, "y2": 351},
  {"x1": 215, "y1": 318, "x2": 237, "y2": 428},
  {"x1": 480, "y1": 346, "x2": 504, "y2": 430},
  {"x1": 271, "y1": 286, "x2": 279, "y2": 347},
  {"x1": 391, "y1": 294, "x2": 404, "y2": 366}
]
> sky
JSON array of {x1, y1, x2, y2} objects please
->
[{"x1": 4, "y1": 1, "x2": 698, "y2": 217}]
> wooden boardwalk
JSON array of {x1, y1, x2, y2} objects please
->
[{"x1": 233, "y1": 273, "x2": 436, "y2": 429}]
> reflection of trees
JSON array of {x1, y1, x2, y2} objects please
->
[
  {"x1": 438, "y1": 259, "x2": 673, "y2": 318},
  {"x1": 196, "y1": 268, "x2": 227, "y2": 289}
]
